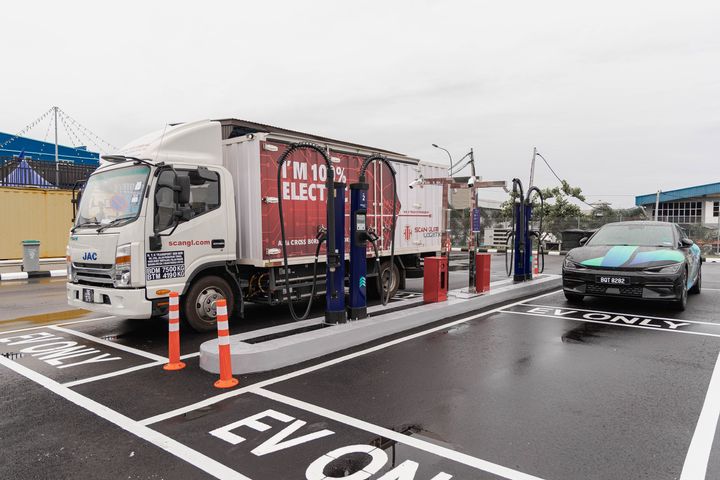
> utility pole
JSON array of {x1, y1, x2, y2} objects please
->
[
  {"x1": 654, "y1": 190, "x2": 661, "y2": 221},
  {"x1": 716, "y1": 205, "x2": 719, "y2": 255},
  {"x1": 468, "y1": 148, "x2": 477, "y2": 293},
  {"x1": 54, "y1": 106, "x2": 59, "y2": 188},
  {"x1": 528, "y1": 146, "x2": 537, "y2": 188}
]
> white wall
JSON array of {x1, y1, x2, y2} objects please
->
[{"x1": 706, "y1": 199, "x2": 720, "y2": 226}]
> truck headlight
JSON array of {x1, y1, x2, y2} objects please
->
[
  {"x1": 66, "y1": 248, "x2": 77, "y2": 282},
  {"x1": 114, "y1": 243, "x2": 132, "y2": 287}
]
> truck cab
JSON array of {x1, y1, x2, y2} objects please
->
[{"x1": 67, "y1": 121, "x2": 238, "y2": 331}]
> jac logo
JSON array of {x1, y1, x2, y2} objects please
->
[{"x1": 82, "y1": 252, "x2": 98, "y2": 261}]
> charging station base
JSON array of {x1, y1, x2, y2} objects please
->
[{"x1": 199, "y1": 275, "x2": 561, "y2": 375}]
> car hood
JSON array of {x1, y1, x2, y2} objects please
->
[{"x1": 567, "y1": 245, "x2": 684, "y2": 269}]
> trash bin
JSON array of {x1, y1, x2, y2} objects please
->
[{"x1": 21, "y1": 240, "x2": 41, "y2": 272}]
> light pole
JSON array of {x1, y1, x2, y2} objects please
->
[{"x1": 432, "y1": 144, "x2": 454, "y2": 177}]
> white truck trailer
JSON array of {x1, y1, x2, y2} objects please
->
[{"x1": 66, "y1": 119, "x2": 445, "y2": 331}]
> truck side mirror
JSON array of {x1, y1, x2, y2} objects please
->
[
  {"x1": 680, "y1": 238, "x2": 693, "y2": 247},
  {"x1": 579, "y1": 237, "x2": 588, "y2": 246}
]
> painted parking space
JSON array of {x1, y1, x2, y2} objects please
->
[
  {"x1": 151, "y1": 389, "x2": 509, "y2": 480},
  {"x1": 2, "y1": 274, "x2": 720, "y2": 479},
  {"x1": 0, "y1": 325, "x2": 164, "y2": 384},
  {"x1": 248, "y1": 298, "x2": 720, "y2": 479}
]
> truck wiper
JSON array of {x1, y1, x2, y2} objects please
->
[
  {"x1": 96, "y1": 215, "x2": 136, "y2": 233},
  {"x1": 71, "y1": 219, "x2": 101, "y2": 233}
]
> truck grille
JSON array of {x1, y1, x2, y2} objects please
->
[{"x1": 73, "y1": 263, "x2": 114, "y2": 286}]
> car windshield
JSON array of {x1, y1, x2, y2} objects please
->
[
  {"x1": 75, "y1": 165, "x2": 150, "y2": 229},
  {"x1": 586, "y1": 224, "x2": 676, "y2": 247}
]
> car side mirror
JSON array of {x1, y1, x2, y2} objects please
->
[
  {"x1": 579, "y1": 237, "x2": 589, "y2": 246},
  {"x1": 680, "y1": 238, "x2": 693, "y2": 247}
]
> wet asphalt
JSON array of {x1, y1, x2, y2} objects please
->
[{"x1": 1, "y1": 255, "x2": 720, "y2": 479}]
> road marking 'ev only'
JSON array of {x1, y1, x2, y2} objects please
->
[
  {"x1": 0, "y1": 332, "x2": 121, "y2": 369},
  {"x1": 523, "y1": 307, "x2": 691, "y2": 330},
  {"x1": 210, "y1": 408, "x2": 454, "y2": 479}
]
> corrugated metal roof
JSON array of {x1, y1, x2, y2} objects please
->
[
  {"x1": 635, "y1": 182, "x2": 720, "y2": 205},
  {"x1": 0, "y1": 132, "x2": 99, "y2": 164}
]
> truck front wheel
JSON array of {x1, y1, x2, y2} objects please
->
[{"x1": 183, "y1": 275, "x2": 235, "y2": 332}]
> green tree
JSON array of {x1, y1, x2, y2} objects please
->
[{"x1": 500, "y1": 180, "x2": 585, "y2": 220}]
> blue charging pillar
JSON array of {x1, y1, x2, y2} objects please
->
[
  {"x1": 512, "y1": 202, "x2": 533, "y2": 282},
  {"x1": 348, "y1": 182, "x2": 369, "y2": 320},
  {"x1": 325, "y1": 182, "x2": 346, "y2": 324},
  {"x1": 523, "y1": 203, "x2": 533, "y2": 280}
]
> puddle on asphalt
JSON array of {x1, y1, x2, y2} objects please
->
[{"x1": 561, "y1": 323, "x2": 605, "y2": 344}]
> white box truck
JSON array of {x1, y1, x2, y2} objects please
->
[{"x1": 66, "y1": 119, "x2": 445, "y2": 331}]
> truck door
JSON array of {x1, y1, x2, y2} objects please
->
[{"x1": 145, "y1": 167, "x2": 232, "y2": 302}]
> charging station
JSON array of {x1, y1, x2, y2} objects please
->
[
  {"x1": 506, "y1": 178, "x2": 544, "y2": 282},
  {"x1": 348, "y1": 181, "x2": 369, "y2": 320},
  {"x1": 326, "y1": 182, "x2": 347, "y2": 323},
  {"x1": 348, "y1": 154, "x2": 398, "y2": 320},
  {"x1": 276, "y1": 142, "x2": 344, "y2": 324}
]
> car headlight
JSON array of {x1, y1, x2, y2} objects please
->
[
  {"x1": 563, "y1": 257, "x2": 584, "y2": 269},
  {"x1": 646, "y1": 262, "x2": 682, "y2": 274},
  {"x1": 114, "y1": 243, "x2": 132, "y2": 287}
]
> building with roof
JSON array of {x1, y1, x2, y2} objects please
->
[
  {"x1": 0, "y1": 132, "x2": 99, "y2": 165},
  {"x1": 635, "y1": 182, "x2": 720, "y2": 226}
]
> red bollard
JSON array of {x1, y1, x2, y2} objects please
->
[
  {"x1": 163, "y1": 292, "x2": 186, "y2": 371},
  {"x1": 214, "y1": 298, "x2": 238, "y2": 389},
  {"x1": 475, "y1": 253, "x2": 491, "y2": 292},
  {"x1": 423, "y1": 256, "x2": 448, "y2": 303}
]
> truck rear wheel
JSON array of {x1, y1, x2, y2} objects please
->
[
  {"x1": 372, "y1": 261, "x2": 400, "y2": 300},
  {"x1": 183, "y1": 275, "x2": 234, "y2": 332}
]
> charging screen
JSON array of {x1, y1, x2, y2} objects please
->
[{"x1": 357, "y1": 213, "x2": 366, "y2": 231}]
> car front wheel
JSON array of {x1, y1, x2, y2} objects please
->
[
  {"x1": 689, "y1": 264, "x2": 702, "y2": 294},
  {"x1": 674, "y1": 269, "x2": 688, "y2": 311}
]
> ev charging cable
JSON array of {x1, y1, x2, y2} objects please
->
[{"x1": 276, "y1": 143, "x2": 337, "y2": 321}]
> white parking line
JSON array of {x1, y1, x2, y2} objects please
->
[
  {"x1": 0, "y1": 315, "x2": 117, "y2": 336},
  {"x1": 50, "y1": 325, "x2": 166, "y2": 362},
  {"x1": 139, "y1": 290, "x2": 561, "y2": 426},
  {"x1": 252, "y1": 386, "x2": 547, "y2": 480},
  {"x1": 680, "y1": 352, "x2": 720, "y2": 480},
  {"x1": 63, "y1": 352, "x2": 200, "y2": 388},
  {"x1": 0, "y1": 354, "x2": 252, "y2": 480}
]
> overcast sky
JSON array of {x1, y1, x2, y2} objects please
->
[{"x1": 4, "y1": 1, "x2": 719, "y2": 207}]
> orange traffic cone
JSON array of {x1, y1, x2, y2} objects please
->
[
  {"x1": 163, "y1": 292, "x2": 186, "y2": 371},
  {"x1": 214, "y1": 298, "x2": 238, "y2": 389}
]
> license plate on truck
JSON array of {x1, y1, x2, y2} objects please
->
[
  {"x1": 82, "y1": 288, "x2": 94, "y2": 303},
  {"x1": 596, "y1": 276, "x2": 630, "y2": 285}
]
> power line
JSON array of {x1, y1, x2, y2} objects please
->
[
  {"x1": 58, "y1": 112, "x2": 83, "y2": 148},
  {"x1": 534, "y1": 151, "x2": 598, "y2": 209},
  {"x1": 58, "y1": 108, "x2": 117, "y2": 151},
  {"x1": 0, "y1": 107, "x2": 55, "y2": 151}
]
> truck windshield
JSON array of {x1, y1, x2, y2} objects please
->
[
  {"x1": 75, "y1": 165, "x2": 150, "y2": 229},
  {"x1": 587, "y1": 224, "x2": 676, "y2": 247}
]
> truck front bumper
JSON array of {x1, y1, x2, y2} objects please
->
[{"x1": 67, "y1": 283, "x2": 153, "y2": 319}]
